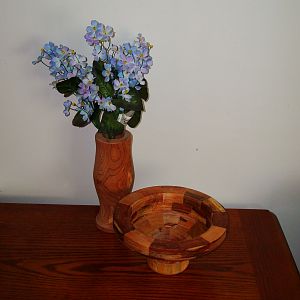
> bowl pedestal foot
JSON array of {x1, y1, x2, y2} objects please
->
[{"x1": 147, "y1": 258, "x2": 189, "y2": 275}]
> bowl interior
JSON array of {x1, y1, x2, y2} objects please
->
[
  {"x1": 130, "y1": 193, "x2": 210, "y2": 242},
  {"x1": 114, "y1": 186, "x2": 228, "y2": 260}
]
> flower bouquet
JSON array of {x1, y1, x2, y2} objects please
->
[{"x1": 33, "y1": 20, "x2": 153, "y2": 139}]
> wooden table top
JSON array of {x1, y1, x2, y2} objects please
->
[{"x1": 0, "y1": 203, "x2": 299, "y2": 300}]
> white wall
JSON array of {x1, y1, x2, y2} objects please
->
[{"x1": 0, "y1": 0, "x2": 299, "y2": 267}]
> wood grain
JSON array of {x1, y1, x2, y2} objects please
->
[
  {"x1": 113, "y1": 186, "x2": 228, "y2": 274},
  {"x1": 0, "y1": 203, "x2": 299, "y2": 299},
  {"x1": 93, "y1": 130, "x2": 134, "y2": 233}
]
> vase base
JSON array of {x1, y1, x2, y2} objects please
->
[{"x1": 96, "y1": 213, "x2": 114, "y2": 233}]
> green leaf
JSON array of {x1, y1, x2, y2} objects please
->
[
  {"x1": 110, "y1": 89, "x2": 144, "y2": 113},
  {"x1": 92, "y1": 60, "x2": 104, "y2": 75},
  {"x1": 139, "y1": 79, "x2": 149, "y2": 101},
  {"x1": 111, "y1": 96, "x2": 143, "y2": 112},
  {"x1": 90, "y1": 104, "x2": 102, "y2": 130},
  {"x1": 97, "y1": 77, "x2": 114, "y2": 98},
  {"x1": 92, "y1": 61, "x2": 114, "y2": 98},
  {"x1": 128, "y1": 89, "x2": 145, "y2": 111},
  {"x1": 127, "y1": 111, "x2": 142, "y2": 128},
  {"x1": 111, "y1": 98, "x2": 131, "y2": 110},
  {"x1": 63, "y1": 92, "x2": 74, "y2": 98},
  {"x1": 72, "y1": 111, "x2": 91, "y2": 128},
  {"x1": 56, "y1": 77, "x2": 81, "y2": 96},
  {"x1": 100, "y1": 111, "x2": 124, "y2": 139}
]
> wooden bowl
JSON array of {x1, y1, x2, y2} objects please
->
[{"x1": 114, "y1": 186, "x2": 228, "y2": 275}]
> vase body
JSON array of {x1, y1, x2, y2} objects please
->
[{"x1": 93, "y1": 130, "x2": 134, "y2": 233}]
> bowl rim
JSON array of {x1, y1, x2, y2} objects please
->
[{"x1": 114, "y1": 186, "x2": 228, "y2": 260}]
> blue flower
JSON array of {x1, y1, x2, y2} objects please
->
[
  {"x1": 92, "y1": 45, "x2": 108, "y2": 62},
  {"x1": 120, "y1": 88, "x2": 132, "y2": 101},
  {"x1": 119, "y1": 52, "x2": 135, "y2": 73},
  {"x1": 33, "y1": 41, "x2": 91, "y2": 81},
  {"x1": 133, "y1": 47, "x2": 148, "y2": 61},
  {"x1": 78, "y1": 82, "x2": 90, "y2": 99},
  {"x1": 85, "y1": 20, "x2": 114, "y2": 45},
  {"x1": 80, "y1": 110, "x2": 89, "y2": 122},
  {"x1": 75, "y1": 101, "x2": 94, "y2": 122},
  {"x1": 135, "y1": 33, "x2": 147, "y2": 47},
  {"x1": 78, "y1": 83, "x2": 99, "y2": 102},
  {"x1": 102, "y1": 63, "x2": 112, "y2": 82},
  {"x1": 64, "y1": 100, "x2": 72, "y2": 108},
  {"x1": 98, "y1": 97, "x2": 116, "y2": 112},
  {"x1": 33, "y1": 21, "x2": 154, "y2": 126},
  {"x1": 82, "y1": 72, "x2": 94, "y2": 85},
  {"x1": 49, "y1": 57, "x2": 61, "y2": 71},
  {"x1": 88, "y1": 84, "x2": 99, "y2": 102},
  {"x1": 84, "y1": 20, "x2": 103, "y2": 46},
  {"x1": 113, "y1": 77, "x2": 129, "y2": 91},
  {"x1": 77, "y1": 72, "x2": 99, "y2": 103},
  {"x1": 63, "y1": 109, "x2": 70, "y2": 117},
  {"x1": 122, "y1": 43, "x2": 136, "y2": 55},
  {"x1": 63, "y1": 100, "x2": 72, "y2": 116},
  {"x1": 97, "y1": 24, "x2": 114, "y2": 42},
  {"x1": 43, "y1": 42, "x2": 57, "y2": 57},
  {"x1": 109, "y1": 57, "x2": 117, "y2": 68},
  {"x1": 104, "y1": 103, "x2": 115, "y2": 112},
  {"x1": 84, "y1": 103, "x2": 94, "y2": 115}
]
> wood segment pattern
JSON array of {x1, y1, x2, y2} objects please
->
[{"x1": 113, "y1": 186, "x2": 228, "y2": 274}]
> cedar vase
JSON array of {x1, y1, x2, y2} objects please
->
[{"x1": 93, "y1": 130, "x2": 134, "y2": 233}]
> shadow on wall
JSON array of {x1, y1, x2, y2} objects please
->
[{"x1": 265, "y1": 180, "x2": 300, "y2": 270}]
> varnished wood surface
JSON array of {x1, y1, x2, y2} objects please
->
[
  {"x1": 0, "y1": 203, "x2": 299, "y2": 300},
  {"x1": 114, "y1": 186, "x2": 228, "y2": 274},
  {"x1": 93, "y1": 130, "x2": 134, "y2": 232}
]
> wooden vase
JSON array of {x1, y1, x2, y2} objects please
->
[{"x1": 93, "y1": 130, "x2": 134, "y2": 233}]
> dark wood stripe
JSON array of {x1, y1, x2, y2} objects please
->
[
  {"x1": 183, "y1": 199, "x2": 202, "y2": 215},
  {"x1": 172, "y1": 203, "x2": 192, "y2": 214},
  {"x1": 187, "y1": 220, "x2": 208, "y2": 238},
  {"x1": 149, "y1": 239, "x2": 181, "y2": 256},
  {"x1": 200, "y1": 202, "x2": 213, "y2": 219},
  {"x1": 183, "y1": 191, "x2": 210, "y2": 204}
]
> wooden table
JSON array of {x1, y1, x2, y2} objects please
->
[{"x1": 0, "y1": 203, "x2": 299, "y2": 300}]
